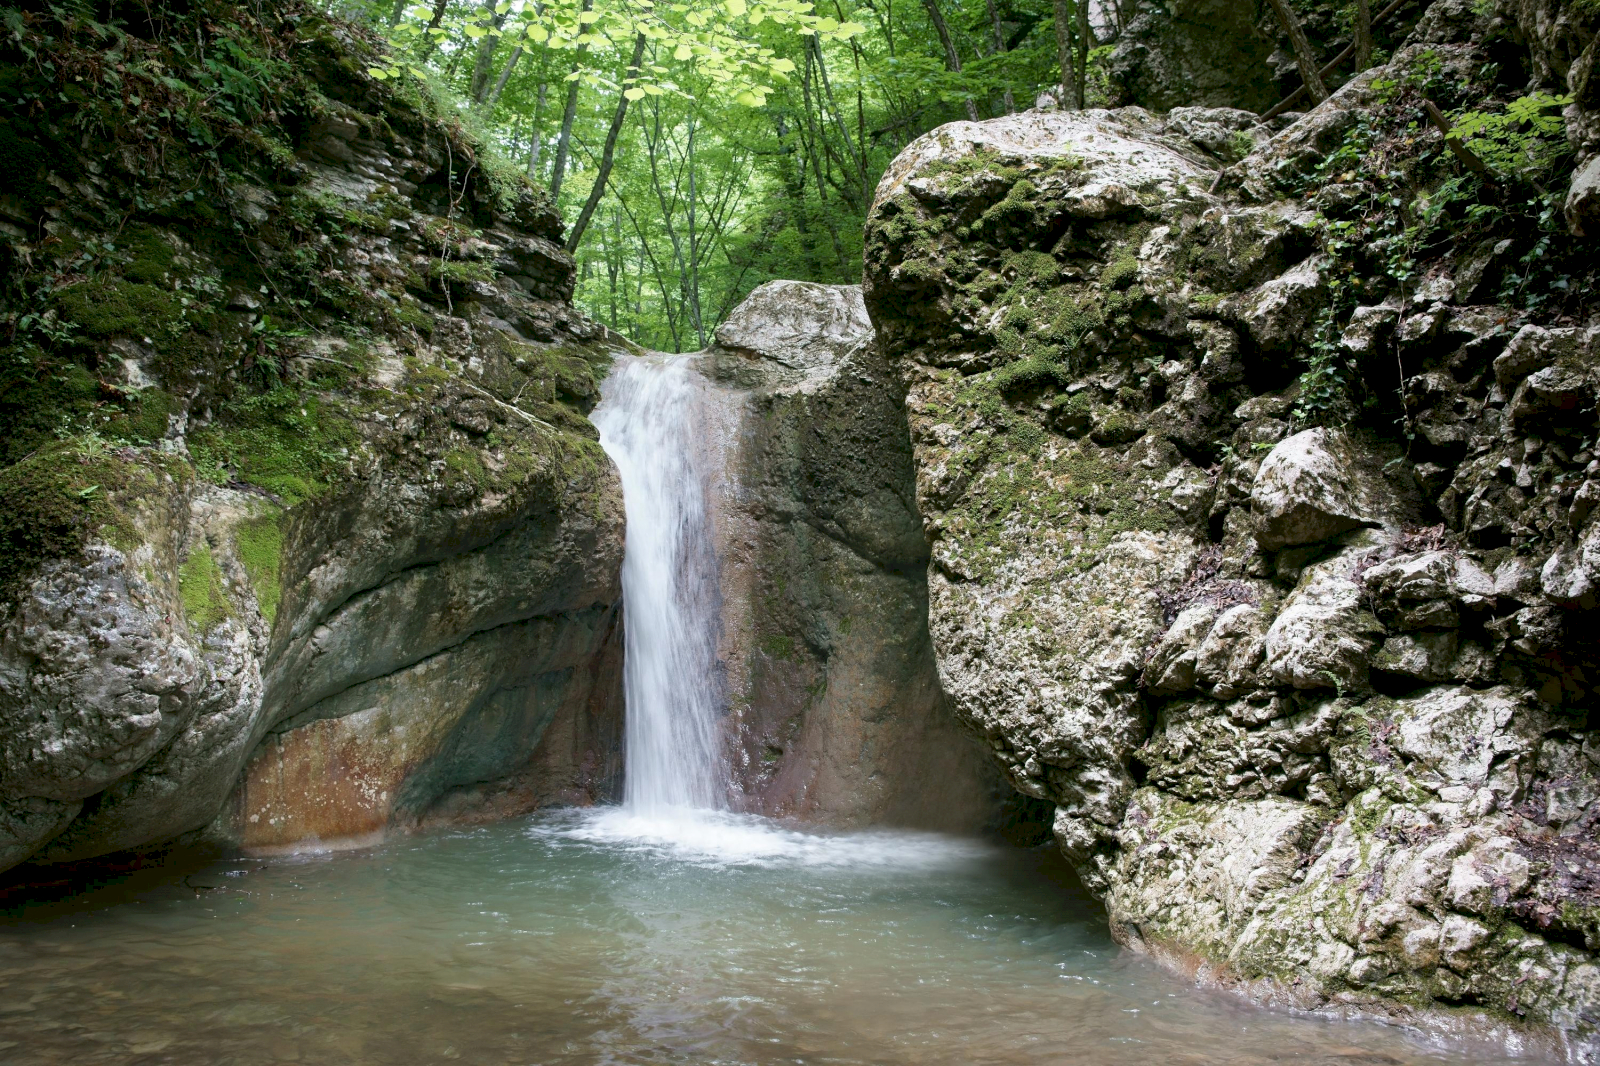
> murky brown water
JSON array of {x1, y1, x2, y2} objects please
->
[{"x1": 0, "y1": 809, "x2": 1546, "y2": 1065}]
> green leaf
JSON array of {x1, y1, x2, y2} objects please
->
[
  {"x1": 367, "y1": 66, "x2": 389, "y2": 80},
  {"x1": 624, "y1": 86, "x2": 646, "y2": 100},
  {"x1": 725, "y1": 0, "x2": 747, "y2": 13}
]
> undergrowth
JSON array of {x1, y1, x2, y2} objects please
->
[{"x1": 1285, "y1": 48, "x2": 1588, "y2": 433}]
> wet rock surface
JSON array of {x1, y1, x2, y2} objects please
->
[
  {"x1": 692, "y1": 281, "x2": 1000, "y2": 830},
  {"x1": 863, "y1": 16, "x2": 1600, "y2": 1052},
  {"x1": 0, "y1": 14, "x2": 625, "y2": 870}
]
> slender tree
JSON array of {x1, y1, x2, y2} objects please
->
[
  {"x1": 921, "y1": 0, "x2": 980, "y2": 121},
  {"x1": 525, "y1": 80, "x2": 549, "y2": 178},
  {"x1": 1074, "y1": 0, "x2": 1090, "y2": 109},
  {"x1": 549, "y1": 0, "x2": 595, "y2": 199},
  {"x1": 566, "y1": 32, "x2": 648, "y2": 250},
  {"x1": 984, "y1": 0, "x2": 1016, "y2": 113},
  {"x1": 1052, "y1": 0, "x2": 1075, "y2": 108},
  {"x1": 1353, "y1": 0, "x2": 1373, "y2": 71},
  {"x1": 1265, "y1": 0, "x2": 1329, "y2": 103}
]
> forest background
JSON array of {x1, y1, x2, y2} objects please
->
[{"x1": 350, "y1": 0, "x2": 1350, "y2": 351}]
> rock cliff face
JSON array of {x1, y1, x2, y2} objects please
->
[
  {"x1": 0, "y1": 3, "x2": 625, "y2": 871},
  {"x1": 692, "y1": 281, "x2": 999, "y2": 830},
  {"x1": 863, "y1": 0, "x2": 1600, "y2": 1054}
]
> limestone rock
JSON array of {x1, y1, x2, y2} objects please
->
[
  {"x1": 861, "y1": 47, "x2": 1600, "y2": 1052},
  {"x1": 1250, "y1": 429, "x2": 1397, "y2": 551},
  {"x1": 1261, "y1": 549, "x2": 1384, "y2": 692},
  {"x1": 695, "y1": 282, "x2": 998, "y2": 830},
  {"x1": 1566, "y1": 154, "x2": 1600, "y2": 236},
  {"x1": 0, "y1": 29, "x2": 628, "y2": 870}
]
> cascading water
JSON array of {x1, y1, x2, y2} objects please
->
[{"x1": 590, "y1": 355, "x2": 727, "y2": 815}]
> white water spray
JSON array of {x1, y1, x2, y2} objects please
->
[{"x1": 591, "y1": 355, "x2": 727, "y2": 815}]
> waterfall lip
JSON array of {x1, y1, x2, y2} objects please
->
[{"x1": 529, "y1": 806, "x2": 998, "y2": 872}]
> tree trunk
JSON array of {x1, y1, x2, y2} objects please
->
[
  {"x1": 565, "y1": 33, "x2": 648, "y2": 251},
  {"x1": 418, "y1": 0, "x2": 449, "y2": 60},
  {"x1": 482, "y1": 44, "x2": 521, "y2": 109},
  {"x1": 1266, "y1": 0, "x2": 1329, "y2": 104},
  {"x1": 921, "y1": 0, "x2": 980, "y2": 121},
  {"x1": 983, "y1": 0, "x2": 1015, "y2": 113},
  {"x1": 1074, "y1": 0, "x2": 1090, "y2": 108},
  {"x1": 1353, "y1": 0, "x2": 1373, "y2": 71},
  {"x1": 1052, "y1": 0, "x2": 1075, "y2": 109},
  {"x1": 810, "y1": 36, "x2": 868, "y2": 209},
  {"x1": 526, "y1": 78, "x2": 548, "y2": 178},
  {"x1": 548, "y1": 0, "x2": 593, "y2": 199},
  {"x1": 468, "y1": 0, "x2": 506, "y2": 104}
]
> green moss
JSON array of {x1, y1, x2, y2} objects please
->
[
  {"x1": 759, "y1": 634, "x2": 796, "y2": 661},
  {"x1": 427, "y1": 259, "x2": 497, "y2": 285},
  {"x1": 52, "y1": 279, "x2": 182, "y2": 339},
  {"x1": 922, "y1": 145, "x2": 1081, "y2": 189},
  {"x1": 117, "y1": 225, "x2": 178, "y2": 284},
  {"x1": 1347, "y1": 790, "x2": 1393, "y2": 838},
  {"x1": 995, "y1": 351, "x2": 1071, "y2": 394},
  {"x1": 392, "y1": 300, "x2": 436, "y2": 335},
  {"x1": 443, "y1": 446, "x2": 489, "y2": 489},
  {"x1": 1100, "y1": 254, "x2": 1140, "y2": 290},
  {"x1": 0, "y1": 441, "x2": 160, "y2": 605},
  {"x1": 0, "y1": 122, "x2": 49, "y2": 207},
  {"x1": 108, "y1": 388, "x2": 175, "y2": 443},
  {"x1": 178, "y1": 541, "x2": 230, "y2": 632},
  {"x1": 235, "y1": 509, "x2": 285, "y2": 625},
  {"x1": 943, "y1": 429, "x2": 1174, "y2": 581},
  {"x1": 0, "y1": 357, "x2": 101, "y2": 465},
  {"x1": 188, "y1": 388, "x2": 358, "y2": 504},
  {"x1": 981, "y1": 178, "x2": 1045, "y2": 230}
]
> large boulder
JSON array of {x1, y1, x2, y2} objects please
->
[
  {"x1": 0, "y1": 18, "x2": 626, "y2": 871},
  {"x1": 1250, "y1": 428, "x2": 1415, "y2": 550},
  {"x1": 694, "y1": 281, "x2": 998, "y2": 829},
  {"x1": 863, "y1": 79, "x2": 1600, "y2": 1053}
]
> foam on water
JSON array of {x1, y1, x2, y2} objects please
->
[{"x1": 534, "y1": 806, "x2": 996, "y2": 871}]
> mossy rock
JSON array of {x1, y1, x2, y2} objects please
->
[
  {"x1": 107, "y1": 388, "x2": 176, "y2": 443},
  {"x1": 0, "y1": 443, "x2": 147, "y2": 606},
  {"x1": 51, "y1": 279, "x2": 183, "y2": 339},
  {"x1": 234, "y1": 508, "x2": 286, "y2": 625},
  {"x1": 188, "y1": 388, "x2": 360, "y2": 505},
  {"x1": 179, "y1": 540, "x2": 231, "y2": 632}
]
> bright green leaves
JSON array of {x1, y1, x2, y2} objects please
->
[
  {"x1": 377, "y1": 0, "x2": 863, "y2": 102},
  {"x1": 1448, "y1": 91, "x2": 1574, "y2": 178}
]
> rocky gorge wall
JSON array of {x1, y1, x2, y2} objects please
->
[
  {"x1": 861, "y1": 0, "x2": 1600, "y2": 1055},
  {"x1": 0, "y1": 2, "x2": 627, "y2": 871},
  {"x1": 689, "y1": 280, "x2": 999, "y2": 830}
]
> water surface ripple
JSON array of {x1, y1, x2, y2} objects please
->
[{"x1": 0, "y1": 810, "x2": 1543, "y2": 1065}]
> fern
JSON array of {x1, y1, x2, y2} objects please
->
[{"x1": 1449, "y1": 92, "x2": 1575, "y2": 177}]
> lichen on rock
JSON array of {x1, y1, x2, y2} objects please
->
[
  {"x1": 0, "y1": 0, "x2": 627, "y2": 871},
  {"x1": 863, "y1": 5, "x2": 1600, "y2": 1050}
]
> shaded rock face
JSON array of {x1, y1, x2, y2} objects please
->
[
  {"x1": 0, "y1": 13, "x2": 624, "y2": 871},
  {"x1": 863, "y1": 29, "x2": 1600, "y2": 1055},
  {"x1": 693, "y1": 281, "x2": 1000, "y2": 830},
  {"x1": 1108, "y1": 0, "x2": 1283, "y2": 113},
  {"x1": 1105, "y1": 0, "x2": 1424, "y2": 115}
]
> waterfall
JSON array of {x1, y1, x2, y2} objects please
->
[{"x1": 591, "y1": 355, "x2": 727, "y2": 814}]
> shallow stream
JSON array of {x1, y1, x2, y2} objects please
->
[{"x1": 0, "y1": 808, "x2": 1541, "y2": 1065}]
